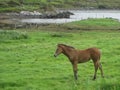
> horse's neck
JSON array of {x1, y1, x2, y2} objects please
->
[{"x1": 62, "y1": 47, "x2": 75, "y2": 58}]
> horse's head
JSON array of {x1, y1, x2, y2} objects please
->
[{"x1": 54, "y1": 44, "x2": 63, "y2": 57}]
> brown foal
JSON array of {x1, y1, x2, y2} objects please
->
[{"x1": 54, "y1": 44, "x2": 104, "y2": 80}]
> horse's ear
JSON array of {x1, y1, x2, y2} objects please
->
[
  {"x1": 56, "y1": 44, "x2": 59, "y2": 47},
  {"x1": 57, "y1": 44, "x2": 62, "y2": 47},
  {"x1": 57, "y1": 44, "x2": 61, "y2": 46},
  {"x1": 57, "y1": 44, "x2": 59, "y2": 46}
]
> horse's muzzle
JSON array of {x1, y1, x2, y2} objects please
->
[{"x1": 54, "y1": 54, "x2": 57, "y2": 57}]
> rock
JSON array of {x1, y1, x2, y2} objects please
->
[
  {"x1": 42, "y1": 11, "x2": 74, "y2": 18},
  {"x1": 19, "y1": 11, "x2": 74, "y2": 18},
  {"x1": 20, "y1": 11, "x2": 42, "y2": 16},
  {"x1": 0, "y1": 11, "x2": 74, "y2": 19}
]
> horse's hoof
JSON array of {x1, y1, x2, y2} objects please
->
[
  {"x1": 92, "y1": 77, "x2": 96, "y2": 80},
  {"x1": 75, "y1": 78, "x2": 78, "y2": 80}
]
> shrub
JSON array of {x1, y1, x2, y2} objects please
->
[
  {"x1": 98, "y1": 5, "x2": 107, "y2": 9},
  {"x1": 0, "y1": 30, "x2": 28, "y2": 42}
]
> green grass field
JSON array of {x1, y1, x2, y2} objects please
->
[{"x1": 0, "y1": 19, "x2": 120, "y2": 90}]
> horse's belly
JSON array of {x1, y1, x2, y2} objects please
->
[{"x1": 78, "y1": 57, "x2": 90, "y2": 63}]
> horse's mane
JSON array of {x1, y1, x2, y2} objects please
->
[{"x1": 58, "y1": 44, "x2": 75, "y2": 49}]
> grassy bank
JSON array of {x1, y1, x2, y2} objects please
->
[
  {"x1": 1, "y1": 18, "x2": 120, "y2": 30},
  {"x1": 0, "y1": 27, "x2": 120, "y2": 90},
  {"x1": 64, "y1": 18, "x2": 120, "y2": 30},
  {"x1": 0, "y1": 0, "x2": 120, "y2": 12}
]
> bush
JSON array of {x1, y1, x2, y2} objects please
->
[
  {"x1": 98, "y1": 5, "x2": 107, "y2": 9},
  {"x1": 0, "y1": 30, "x2": 28, "y2": 42}
]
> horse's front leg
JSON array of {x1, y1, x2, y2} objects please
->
[{"x1": 72, "y1": 61, "x2": 78, "y2": 80}]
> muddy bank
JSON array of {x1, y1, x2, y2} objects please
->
[{"x1": 0, "y1": 19, "x2": 50, "y2": 29}]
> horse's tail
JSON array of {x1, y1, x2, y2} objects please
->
[{"x1": 98, "y1": 49, "x2": 102, "y2": 60}]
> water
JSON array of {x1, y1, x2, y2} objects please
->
[{"x1": 21, "y1": 10, "x2": 120, "y2": 24}]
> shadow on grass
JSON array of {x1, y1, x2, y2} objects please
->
[
  {"x1": 0, "y1": 81, "x2": 25, "y2": 88},
  {"x1": 50, "y1": 33, "x2": 73, "y2": 38},
  {"x1": 42, "y1": 76, "x2": 70, "y2": 80},
  {"x1": 100, "y1": 83, "x2": 120, "y2": 90}
]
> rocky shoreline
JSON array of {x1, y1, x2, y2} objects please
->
[
  {"x1": 0, "y1": 10, "x2": 74, "y2": 29},
  {"x1": 0, "y1": 11, "x2": 74, "y2": 19}
]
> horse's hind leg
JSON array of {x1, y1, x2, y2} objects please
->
[
  {"x1": 93, "y1": 61, "x2": 99, "y2": 80},
  {"x1": 98, "y1": 62, "x2": 104, "y2": 78}
]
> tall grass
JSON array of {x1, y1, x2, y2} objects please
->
[{"x1": 0, "y1": 30, "x2": 28, "y2": 42}]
